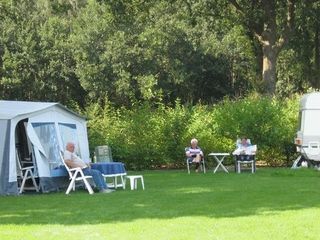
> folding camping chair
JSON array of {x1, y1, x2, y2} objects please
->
[
  {"x1": 59, "y1": 152, "x2": 94, "y2": 194},
  {"x1": 16, "y1": 150, "x2": 39, "y2": 194},
  {"x1": 94, "y1": 145, "x2": 113, "y2": 162},
  {"x1": 185, "y1": 147, "x2": 206, "y2": 174},
  {"x1": 233, "y1": 139, "x2": 257, "y2": 173}
]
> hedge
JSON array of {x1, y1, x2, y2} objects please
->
[{"x1": 84, "y1": 94, "x2": 300, "y2": 169}]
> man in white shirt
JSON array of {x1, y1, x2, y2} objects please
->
[{"x1": 64, "y1": 142, "x2": 113, "y2": 193}]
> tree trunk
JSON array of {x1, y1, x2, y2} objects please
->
[{"x1": 262, "y1": 44, "x2": 277, "y2": 95}]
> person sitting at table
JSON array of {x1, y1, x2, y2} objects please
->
[
  {"x1": 63, "y1": 142, "x2": 113, "y2": 194},
  {"x1": 185, "y1": 138, "x2": 204, "y2": 172},
  {"x1": 232, "y1": 137, "x2": 256, "y2": 161}
]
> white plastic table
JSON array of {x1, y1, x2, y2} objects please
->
[{"x1": 208, "y1": 153, "x2": 230, "y2": 173}]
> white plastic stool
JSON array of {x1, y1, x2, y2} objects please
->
[{"x1": 126, "y1": 175, "x2": 145, "y2": 190}]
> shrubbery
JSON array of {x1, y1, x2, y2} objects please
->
[{"x1": 84, "y1": 94, "x2": 300, "y2": 169}]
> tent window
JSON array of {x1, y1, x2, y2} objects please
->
[
  {"x1": 31, "y1": 122, "x2": 60, "y2": 167},
  {"x1": 58, "y1": 123, "x2": 80, "y2": 156}
]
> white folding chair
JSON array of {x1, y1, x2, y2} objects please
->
[
  {"x1": 234, "y1": 139, "x2": 257, "y2": 173},
  {"x1": 95, "y1": 145, "x2": 113, "y2": 162},
  {"x1": 236, "y1": 157, "x2": 255, "y2": 173},
  {"x1": 59, "y1": 152, "x2": 94, "y2": 194},
  {"x1": 185, "y1": 147, "x2": 206, "y2": 174},
  {"x1": 16, "y1": 150, "x2": 39, "y2": 194}
]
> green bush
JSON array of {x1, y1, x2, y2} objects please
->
[
  {"x1": 84, "y1": 94, "x2": 300, "y2": 169},
  {"x1": 211, "y1": 94, "x2": 299, "y2": 165}
]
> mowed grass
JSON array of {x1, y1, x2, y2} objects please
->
[{"x1": 1, "y1": 168, "x2": 320, "y2": 240}]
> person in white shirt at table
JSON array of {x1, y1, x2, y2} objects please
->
[
  {"x1": 233, "y1": 137, "x2": 256, "y2": 161},
  {"x1": 185, "y1": 138, "x2": 204, "y2": 172},
  {"x1": 63, "y1": 142, "x2": 113, "y2": 193}
]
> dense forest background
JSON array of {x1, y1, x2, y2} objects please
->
[
  {"x1": 1, "y1": 0, "x2": 319, "y2": 168},
  {"x1": 1, "y1": 0, "x2": 319, "y2": 106}
]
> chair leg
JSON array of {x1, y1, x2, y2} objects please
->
[
  {"x1": 30, "y1": 174, "x2": 39, "y2": 192},
  {"x1": 202, "y1": 162, "x2": 206, "y2": 173},
  {"x1": 19, "y1": 169, "x2": 39, "y2": 193},
  {"x1": 119, "y1": 175, "x2": 125, "y2": 189},
  {"x1": 134, "y1": 178, "x2": 137, "y2": 189},
  {"x1": 79, "y1": 170, "x2": 94, "y2": 194},
  {"x1": 82, "y1": 178, "x2": 94, "y2": 194},
  {"x1": 140, "y1": 177, "x2": 145, "y2": 190},
  {"x1": 66, "y1": 170, "x2": 80, "y2": 194},
  {"x1": 253, "y1": 161, "x2": 256, "y2": 173},
  {"x1": 19, "y1": 170, "x2": 29, "y2": 194},
  {"x1": 66, "y1": 175, "x2": 78, "y2": 194},
  {"x1": 121, "y1": 175, "x2": 126, "y2": 189},
  {"x1": 114, "y1": 176, "x2": 118, "y2": 189},
  {"x1": 129, "y1": 178, "x2": 135, "y2": 190}
]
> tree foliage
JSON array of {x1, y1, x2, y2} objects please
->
[{"x1": 1, "y1": 0, "x2": 318, "y2": 105}]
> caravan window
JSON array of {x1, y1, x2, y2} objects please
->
[
  {"x1": 31, "y1": 122, "x2": 60, "y2": 166},
  {"x1": 58, "y1": 123, "x2": 81, "y2": 156}
]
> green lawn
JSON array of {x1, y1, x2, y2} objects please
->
[{"x1": 1, "y1": 168, "x2": 320, "y2": 240}]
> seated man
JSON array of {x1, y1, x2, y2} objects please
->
[
  {"x1": 185, "y1": 138, "x2": 204, "y2": 172},
  {"x1": 232, "y1": 137, "x2": 256, "y2": 161},
  {"x1": 63, "y1": 142, "x2": 113, "y2": 194}
]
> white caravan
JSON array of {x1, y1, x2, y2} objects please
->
[{"x1": 293, "y1": 92, "x2": 320, "y2": 167}]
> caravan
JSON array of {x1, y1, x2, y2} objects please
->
[
  {"x1": 0, "y1": 100, "x2": 90, "y2": 195},
  {"x1": 293, "y1": 92, "x2": 320, "y2": 168}
]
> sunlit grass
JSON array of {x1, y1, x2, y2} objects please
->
[{"x1": 0, "y1": 168, "x2": 320, "y2": 239}]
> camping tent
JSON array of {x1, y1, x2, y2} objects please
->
[{"x1": 0, "y1": 100, "x2": 90, "y2": 195}]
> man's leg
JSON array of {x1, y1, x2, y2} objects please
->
[{"x1": 83, "y1": 168, "x2": 107, "y2": 190}]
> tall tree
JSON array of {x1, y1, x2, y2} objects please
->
[
  {"x1": 275, "y1": 0, "x2": 320, "y2": 96},
  {"x1": 227, "y1": 0, "x2": 295, "y2": 95}
]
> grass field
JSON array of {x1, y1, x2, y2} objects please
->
[{"x1": 1, "y1": 167, "x2": 320, "y2": 240}]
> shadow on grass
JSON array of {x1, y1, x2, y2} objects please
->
[{"x1": 0, "y1": 168, "x2": 320, "y2": 225}]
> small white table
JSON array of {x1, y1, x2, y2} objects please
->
[
  {"x1": 126, "y1": 175, "x2": 145, "y2": 190},
  {"x1": 208, "y1": 153, "x2": 230, "y2": 173}
]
